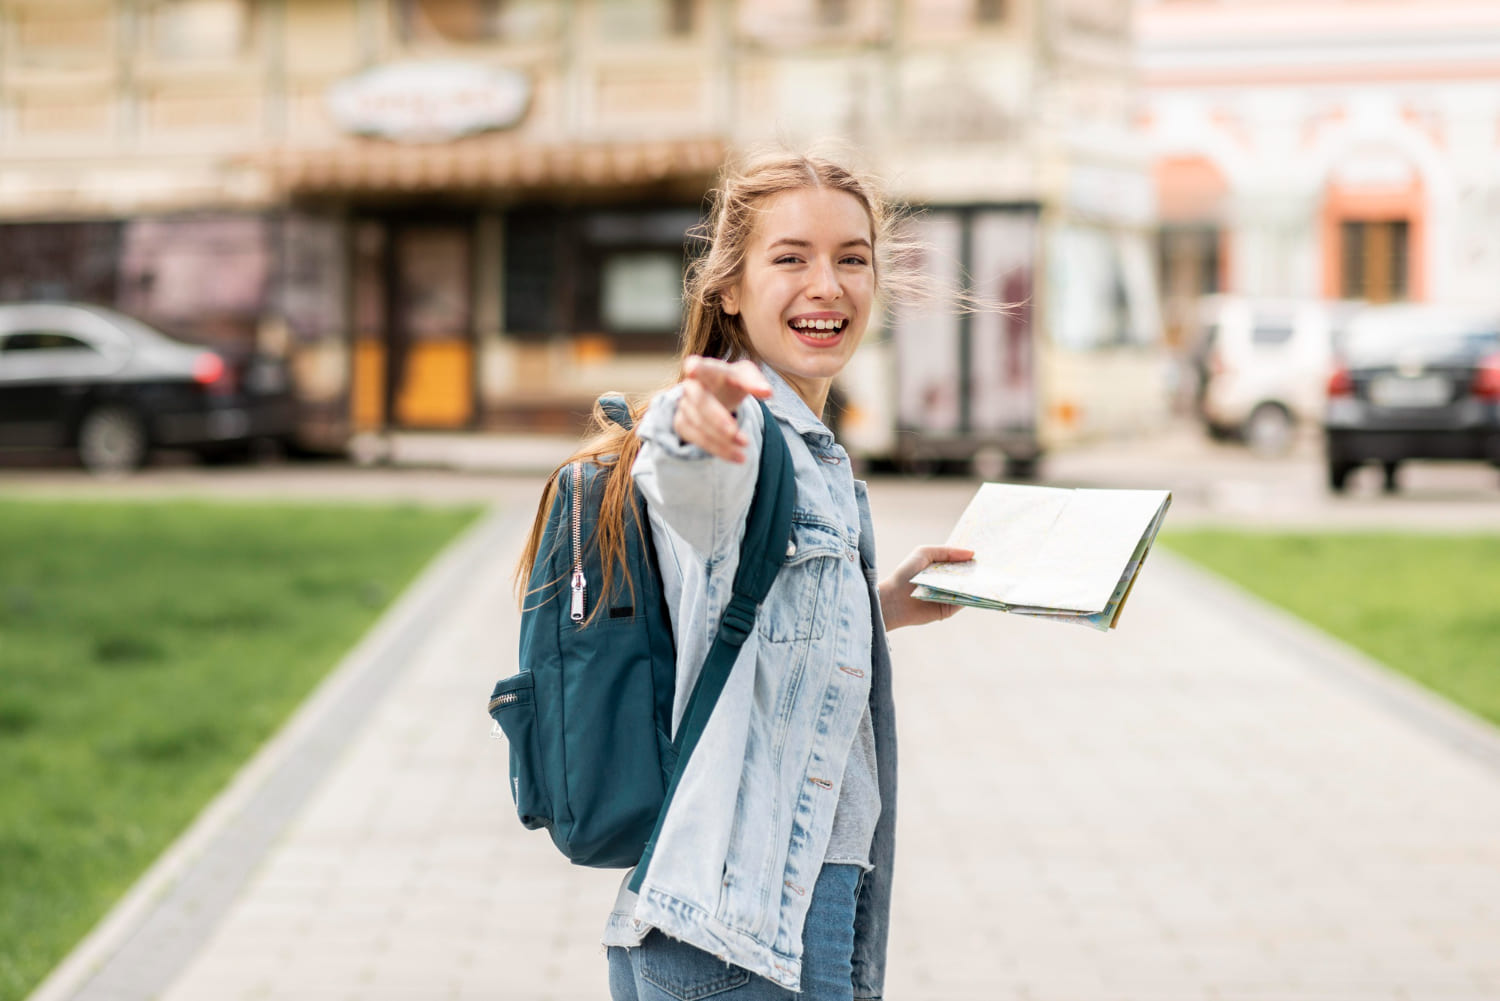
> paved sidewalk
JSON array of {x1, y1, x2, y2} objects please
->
[{"x1": 28, "y1": 482, "x2": 1500, "y2": 1001}]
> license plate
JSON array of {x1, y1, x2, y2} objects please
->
[{"x1": 1369, "y1": 374, "x2": 1449, "y2": 408}]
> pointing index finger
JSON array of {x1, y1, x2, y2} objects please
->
[{"x1": 726, "y1": 360, "x2": 774, "y2": 400}]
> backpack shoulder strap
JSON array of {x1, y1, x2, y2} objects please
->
[
  {"x1": 598, "y1": 393, "x2": 633, "y2": 431},
  {"x1": 629, "y1": 397, "x2": 795, "y2": 892}
]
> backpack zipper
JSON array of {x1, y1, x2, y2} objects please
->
[
  {"x1": 488, "y1": 691, "x2": 522, "y2": 711},
  {"x1": 570, "y1": 461, "x2": 586, "y2": 622}
]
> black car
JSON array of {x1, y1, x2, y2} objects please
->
[
  {"x1": 1324, "y1": 303, "x2": 1500, "y2": 492},
  {"x1": 0, "y1": 302, "x2": 297, "y2": 474}
]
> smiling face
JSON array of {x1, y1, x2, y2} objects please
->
[{"x1": 720, "y1": 186, "x2": 875, "y2": 415}]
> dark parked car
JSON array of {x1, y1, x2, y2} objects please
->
[
  {"x1": 1324, "y1": 303, "x2": 1500, "y2": 492},
  {"x1": 0, "y1": 302, "x2": 296, "y2": 474}
]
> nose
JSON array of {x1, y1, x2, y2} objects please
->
[{"x1": 807, "y1": 257, "x2": 842, "y2": 300}]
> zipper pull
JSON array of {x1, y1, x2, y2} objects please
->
[{"x1": 570, "y1": 569, "x2": 586, "y2": 622}]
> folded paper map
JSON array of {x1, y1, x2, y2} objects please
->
[{"x1": 910, "y1": 483, "x2": 1171, "y2": 631}]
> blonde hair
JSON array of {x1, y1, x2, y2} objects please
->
[{"x1": 515, "y1": 147, "x2": 921, "y2": 612}]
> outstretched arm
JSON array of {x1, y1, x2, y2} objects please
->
[
  {"x1": 878, "y1": 546, "x2": 976, "y2": 630},
  {"x1": 632, "y1": 356, "x2": 775, "y2": 558}
]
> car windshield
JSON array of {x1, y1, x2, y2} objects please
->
[{"x1": 1342, "y1": 309, "x2": 1500, "y2": 366}]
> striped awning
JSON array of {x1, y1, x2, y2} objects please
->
[{"x1": 258, "y1": 135, "x2": 727, "y2": 195}]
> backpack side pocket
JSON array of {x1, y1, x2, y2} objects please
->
[{"x1": 488, "y1": 673, "x2": 552, "y2": 830}]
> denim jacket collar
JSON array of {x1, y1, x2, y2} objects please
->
[{"x1": 759, "y1": 363, "x2": 837, "y2": 450}]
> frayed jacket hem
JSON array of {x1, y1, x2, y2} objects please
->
[{"x1": 603, "y1": 886, "x2": 803, "y2": 992}]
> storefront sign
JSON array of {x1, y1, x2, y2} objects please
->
[{"x1": 327, "y1": 62, "x2": 531, "y2": 143}]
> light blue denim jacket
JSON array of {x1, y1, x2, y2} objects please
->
[{"x1": 601, "y1": 365, "x2": 899, "y2": 999}]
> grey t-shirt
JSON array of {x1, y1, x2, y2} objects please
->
[
  {"x1": 821, "y1": 441, "x2": 881, "y2": 869},
  {"x1": 826, "y1": 703, "x2": 880, "y2": 868}
]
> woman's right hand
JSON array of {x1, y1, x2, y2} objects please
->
[{"x1": 672, "y1": 356, "x2": 773, "y2": 464}]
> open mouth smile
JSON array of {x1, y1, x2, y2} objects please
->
[{"x1": 788, "y1": 317, "x2": 848, "y2": 341}]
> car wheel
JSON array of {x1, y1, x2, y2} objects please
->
[
  {"x1": 1244, "y1": 403, "x2": 1295, "y2": 457},
  {"x1": 77, "y1": 405, "x2": 148, "y2": 476},
  {"x1": 1003, "y1": 455, "x2": 1040, "y2": 480},
  {"x1": 971, "y1": 445, "x2": 1008, "y2": 481},
  {"x1": 1328, "y1": 460, "x2": 1356, "y2": 493}
]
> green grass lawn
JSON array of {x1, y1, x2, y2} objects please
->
[
  {"x1": 1163, "y1": 531, "x2": 1500, "y2": 728},
  {"x1": 0, "y1": 499, "x2": 481, "y2": 1001}
]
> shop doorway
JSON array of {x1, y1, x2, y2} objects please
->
[{"x1": 351, "y1": 218, "x2": 474, "y2": 431}]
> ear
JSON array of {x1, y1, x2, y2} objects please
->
[{"x1": 720, "y1": 285, "x2": 740, "y2": 316}]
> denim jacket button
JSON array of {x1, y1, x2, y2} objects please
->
[{"x1": 786, "y1": 541, "x2": 797, "y2": 557}]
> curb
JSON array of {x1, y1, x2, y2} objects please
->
[{"x1": 24, "y1": 503, "x2": 521, "y2": 1001}]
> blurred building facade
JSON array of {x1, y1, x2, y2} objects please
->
[
  {"x1": 0, "y1": 0, "x2": 1158, "y2": 453},
  {"x1": 1139, "y1": 0, "x2": 1500, "y2": 346}
]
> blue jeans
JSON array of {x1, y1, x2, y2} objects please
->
[{"x1": 608, "y1": 863, "x2": 862, "y2": 1000}]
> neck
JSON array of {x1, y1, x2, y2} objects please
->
[{"x1": 777, "y1": 371, "x2": 830, "y2": 418}]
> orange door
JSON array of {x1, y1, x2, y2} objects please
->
[{"x1": 349, "y1": 221, "x2": 475, "y2": 431}]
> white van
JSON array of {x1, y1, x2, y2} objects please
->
[{"x1": 1194, "y1": 296, "x2": 1360, "y2": 455}]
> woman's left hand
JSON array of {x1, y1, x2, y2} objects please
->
[{"x1": 877, "y1": 546, "x2": 976, "y2": 630}]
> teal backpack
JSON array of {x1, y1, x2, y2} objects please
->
[{"x1": 488, "y1": 394, "x2": 794, "y2": 881}]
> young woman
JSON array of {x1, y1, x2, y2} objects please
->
[{"x1": 521, "y1": 150, "x2": 973, "y2": 1000}]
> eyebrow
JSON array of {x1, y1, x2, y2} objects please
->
[{"x1": 767, "y1": 237, "x2": 873, "y2": 251}]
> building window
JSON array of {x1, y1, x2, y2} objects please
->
[
  {"x1": 0, "y1": 222, "x2": 122, "y2": 303},
  {"x1": 502, "y1": 207, "x2": 695, "y2": 348},
  {"x1": 974, "y1": 0, "x2": 1005, "y2": 24},
  {"x1": 1341, "y1": 220, "x2": 1408, "y2": 303},
  {"x1": 401, "y1": 0, "x2": 501, "y2": 43},
  {"x1": 8, "y1": 4, "x2": 114, "y2": 71},
  {"x1": 146, "y1": 0, "x2": 252, "y2": 60},
  {"x1": 816, "y1": 0, "x2": 850, "y2": 27},
  {"x1": 600, "y1": 252, "x2": 683, "y2": 333},
  {"x1": 397, "y1": 0, "x2": 557, "y2": 45},
  {"x1": 1050, "y1": 225, "x2": 1156, "y2": 350},
  {"x1": 1158, "y1": 225, "x2": 1221, "y2": 301},
  {"x1": 596, "y1": 0, "x2": 695, "y2": 39},
  {"x1": 118, "y1": 216, "x2": 272, "y2": 348},
  {"x1": 503, "y1": 211, "x2": 566, "y2": 337}
]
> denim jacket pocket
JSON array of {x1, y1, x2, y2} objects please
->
[{"x1": 758, "y1": 515, "x2": 846, "y2": 644}]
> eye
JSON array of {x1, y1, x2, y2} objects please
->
[
  {"x1": 774, "y1": 254, "x2": 804, "y2": 265},
  {"x1": 840, "y1": 255, "x2": 869, "y2": 267}
]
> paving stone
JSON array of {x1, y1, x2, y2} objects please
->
[{"x1": 39, "y1": 482, "x2": 1500, "y2": 1001}]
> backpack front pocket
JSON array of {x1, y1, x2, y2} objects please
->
[{"x1": 488, "y1": 673, "x2": 552, "y2": 830}]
